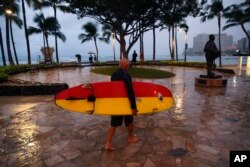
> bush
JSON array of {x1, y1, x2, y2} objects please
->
[{"x1": 0, "y1": 72, "x2": 8, "y2": 82}]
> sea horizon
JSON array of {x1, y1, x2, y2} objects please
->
[{"x1": 0, "y1": 54, "x2": 247, "y2": 66}]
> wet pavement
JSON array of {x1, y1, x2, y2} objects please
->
[{"x1": 0, "y1": 65, "x2": 250, "y2": 167}]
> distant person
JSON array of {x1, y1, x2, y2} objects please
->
[
  {"x1": 75, "y1": 54, "x2": 81, "y2": 63},
  {"x1": 132, "y1": 50, "x2": 137, "y2": 63},
  {"x1": 204, "y1": 34, "x2": 220, "y2": 77},
  {"x1": 104, "y1": 58, "x2": 140, "y2": 151},
  {"x1": 89, "y1": 55, "x2": 93, "y2": 64}
]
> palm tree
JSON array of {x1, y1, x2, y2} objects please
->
[
  {"x1": 20, "y1": 0, "x2": 42, "y2": 65},
  {"x1": 28, "y1": 13, "x2": 66, "y2": 62},
  {"x1": 0, "y1": 3, "x2": 7, "y2": 66},
  {"x1": 10, "y1": 13, "x2": 23, "y2": 65},
  {"x1": 78, "y1": 22, "x2": 100, "y2": 62},
  {"x1": 160, "y1": 17, "x2": 173, "y2": 60},
  {"x1": 0, "y1": 27, "x2": 6, "y2": 66},
  {"x1": 223, "y1": 2, "x2": 250, "y2": 53},
  {"x1": 41, "y1": 0, "x2": 72, "y2": 64},
  {"x1": 101, "y1": 24, "x2": 115, "y2": 59},
  {"x1": 1, "y1": 0, "x2": 20, "y2": 66},
  {"x1": 201, "y1": 0, "x2": 224, "y2": 67}
]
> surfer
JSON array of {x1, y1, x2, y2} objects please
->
[
  {"x1": 204, "y1": 34, "x2": 220, "y2": 77},
  {"x1": 104, "y1": 58, "x2": 140, "y2": 151}
]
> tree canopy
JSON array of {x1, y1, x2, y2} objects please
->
[{"x1": 66, "y1": 0, "x2": 202, "y2": 59}]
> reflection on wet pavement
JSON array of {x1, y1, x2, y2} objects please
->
[{"x1": 0, "y1": 66, "x2": 249, "y2": 167}]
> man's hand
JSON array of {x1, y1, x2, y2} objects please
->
[{"x1": 132, "y1": 109, "x2": 138, "y2": 115}]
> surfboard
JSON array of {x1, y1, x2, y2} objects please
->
[{"x1": 55, "y1": 81, "x2": 174, "y2": 115}]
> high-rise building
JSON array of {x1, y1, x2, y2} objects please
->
[
  {"x1": 237, "y1": 30, "x2": 250, "y2": 53},
  {"x1": 193, "y1": 33, "x2": 233, "y2": 54}
]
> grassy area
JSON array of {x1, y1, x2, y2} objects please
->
[{"x1": 91, "y1": 66, "x2": 175, "y2": 79}]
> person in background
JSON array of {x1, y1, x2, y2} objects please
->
[
  {"x1": 89, "y1": 55, "x2": 93, "y2": 64},
  {"x1": 131, "y1": 50, "x2": 137, "y2": 63},
  {"x1": 104, "y1": 58, "x2": 140, "y2": 151},
  {"x1": 204, "y1": 34, "x2": 220, "y2": 77}
]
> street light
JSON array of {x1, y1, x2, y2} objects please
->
[
  {"x1": 5, "y1": 9, "x2": 13, "y2": 15},
  {"x1": 179, "y1": 25, "x2": 189, "y2": 62},
  {"x1": 184, "y1": 30, "x2": 188, "y2": 62}
]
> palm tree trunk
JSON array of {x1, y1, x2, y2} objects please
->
[
  {"x1": 175, "y1": 26, "x2": 178, "y2": 61},
  {"x1": 53, "y1": 5, "x2": 59, "y2": 64},
  {"x1": 152, "y1": 23, "x2": 156, "y2": 61},
  {"x1": 45, "y1": 33, "x2": 51, "y2": 63},
  {"x1": 168, "y1": 28, "x2": 171, "y2": 58},
  {"x1": 43, "y1": 32, "x2": 46, "y2": 49},
  {"x1": 10, "y1": 19, "x2": 19, "y2": 65},
  {"x1": 0, "y1": 27, "x2": 7, "y2": 66},
  {"x1": 94, "y1": 37, "x2": 98, "y2": 62},
  {"x1": 171, "y1": 25, "x2": 175, "y2": 60},
  {"x1": 22, "y1": 0, "x2": 31, "y2": 65},
  {"x1": 218, "y1": 14, "x2": 222, "y2": 67},
  {"x1": 6, "y1": 16, "x2": 15, "y2": 66},
  {"x1": 140, "y1": 32, "x2": 144, "y2": 62}
]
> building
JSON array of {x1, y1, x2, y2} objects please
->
[
  {"x1": 237, "y1": 30, "x2": 250, "y2": 53},
  {"x1": 193, "y1": 33, "x2": 233, "y2": 54}
]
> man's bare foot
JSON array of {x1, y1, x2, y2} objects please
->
[
  {"x1": 128, "y1": 135, "x2": 140, "y2": 143},
  {"x1": 104, "y1": 143, "x2": 116, "y2": 151}
]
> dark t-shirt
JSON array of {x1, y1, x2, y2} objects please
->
[{"x1": 111, "y1": 68, "x2": 137, "y2": 110}]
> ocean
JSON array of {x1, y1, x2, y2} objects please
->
[{"x1": 0, "y1": 54, "x2": 247, "y2": 66}]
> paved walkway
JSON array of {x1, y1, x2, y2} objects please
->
[{"x1": 0, "y1": 66, "x2": 250, "y2": 167}]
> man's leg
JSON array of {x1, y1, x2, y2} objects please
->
[
  {"x1": 104, "y1": 127, "x2": 116, "y2": 150},
  {"x1": 125, "y1": 116, "x2": 140, "y2": 143},
  {"x1": 104, "y1": 116, "x2": 122, "y2": 150}
]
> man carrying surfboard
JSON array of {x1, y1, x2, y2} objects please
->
[{"x1": 104, "y1": 58, "x2": 140, "y2": 151}]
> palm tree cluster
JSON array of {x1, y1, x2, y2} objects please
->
[
  {"x1": 0, "y1": 0, "x2": 69, "y2": 66},
  {"x1": 0, "y1": 0, "x2": 250, "y2": 66}
]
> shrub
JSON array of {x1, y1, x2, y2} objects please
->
[{"x1": 0, "y1": 72, "x2": 8, "y2": 82}]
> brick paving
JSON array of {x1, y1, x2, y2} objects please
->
[{"x1": 0, "y1": 66, "x2": 249, "y2": 167}]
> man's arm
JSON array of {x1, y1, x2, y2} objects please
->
[{"x1": 124, "y1": 75, "x2": 138, "y2": 115}]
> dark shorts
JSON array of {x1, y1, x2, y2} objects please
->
[{"x1": 111, "y1": 116, "x2": 133, "y2": 127}]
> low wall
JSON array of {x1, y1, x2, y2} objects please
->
[{"x1": 0, "y1": 79, "x2": 69, "y2": 96}]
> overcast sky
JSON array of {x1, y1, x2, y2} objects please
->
[{"x1": 0, "y1": 0, "x2": 250, "y2": 62}]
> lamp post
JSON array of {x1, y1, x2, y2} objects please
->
[
  {"x1": 184, "y1": 30, "x2": 188, "y2": 62},
  {"x1": 112, "y1": 32, "x2": 116, "y2": 61},
  {"x1": 179, "y1": 24, "x2": 189, "y2": 62}
]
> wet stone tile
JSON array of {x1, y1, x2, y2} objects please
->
[
  {"x1": 197, "y1": 144, "x2": 220, "y2": 155},
  {"x1": 144, "y1": 158, "x2": 156, "y2": 167},
  {"x1": 44, "y1": 154, "x2": 64, "y2": 167},
  {"x1": 125, "y1": 162, "x2": 141, "y2": 167},
  {"x1": 59, "y1": 147, "x2": 81, "y2": 160}
]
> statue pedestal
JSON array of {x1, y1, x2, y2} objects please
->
[
  {"x1": 195, "y1": 75, "x2": 227, "y2": 87},
  {"x1": 40, "y1": 47, "x2": 54, "y2": 63}
]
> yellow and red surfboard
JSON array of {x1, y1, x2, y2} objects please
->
[{"x1": 55, "y1": 81, "x2": 174, "y2": 115}]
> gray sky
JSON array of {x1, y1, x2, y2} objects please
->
[{"x1": 0, "y1": 0, "x2": 250, "y2": 62}]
